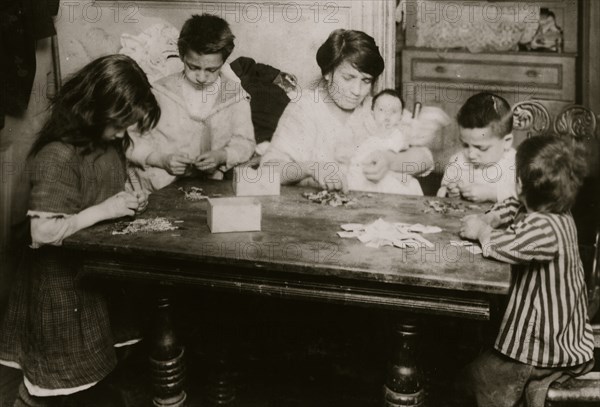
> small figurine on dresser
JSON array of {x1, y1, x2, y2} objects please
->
[{"x1": 526, "y1": 8, "x2": 563, "y2": 52}]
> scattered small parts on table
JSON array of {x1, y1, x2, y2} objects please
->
[
  {"x1": 423, "y1": 199, "x2": 482, "y2": 214},
  {"x1": 179, "y1": 186, "x2": 208, "y2": 201},
  {"x1": 450, "y1": 240, "x2": 483, "y2": 255},
  {"x1": 112, "y1": 217, "x2": 181, "y2": 235},
  {"x1": 337, "y1": 218, "x2": 441, "y2": 249},
  {"x1": 303, "y1": 190, "x2": 358, "y2": 207}
]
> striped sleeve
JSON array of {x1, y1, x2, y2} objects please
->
[
  {"x1": 485, "y1": 197, "x2": 521, "y2": 228},
  {"x1": 483, "y1": 213, "x2": 559, "y2": 264}
]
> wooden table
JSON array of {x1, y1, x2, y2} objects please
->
[{"x1": 64, "y1": 179, "x2": 511, "y2": 407}]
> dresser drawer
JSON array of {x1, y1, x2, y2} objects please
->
[
  {"x1": 411, "y1": 59, "x2": 562, "y2": 89},
  {"x1": 401, "y1": 49, "x2": 575, "y2": 100}
]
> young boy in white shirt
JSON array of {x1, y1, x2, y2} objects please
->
[{"x1": 437, "y1": 92, "x2": 517, "y2": 203}]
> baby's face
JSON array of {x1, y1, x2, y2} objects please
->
[
  {"x1": 372, "y1": 94, "x2": 403, "y2": 130},
  {"x1": 459, "y1": 126, "x2": 511, "y2": 168}
]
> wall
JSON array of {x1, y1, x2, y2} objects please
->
[{"x1": 54, "y1": 0, "x2": 396, "y2": 89}]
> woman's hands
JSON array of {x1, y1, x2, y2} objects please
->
[
  {"x1": 361, "y1": 150, "x2": 391, "y2": 183},
  {"x1": 314, "y1": 162, "x2": 348, "y2": 193},
  {"x1": 304, "y1": 162, "x2": 348, "y2": 193}
]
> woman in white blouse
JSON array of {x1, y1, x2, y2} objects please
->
[{"x1": 261, "y1": 29, "x2": 435, "y2": 192}]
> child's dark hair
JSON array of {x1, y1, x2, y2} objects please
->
[
  {"x1": 30, "y1": 54, "x2": 160, "y2": 157},
  {"x1": 371, "y1": 89, "x2": 404, "y2": 110},
  {"x1": 457, "y1": 92, "x2": 512, "y2": 138},
  {"x1": 316, "y1": 29, "x2": 384, "y2": 80},
  {"x1": 178, "y1": 14, "x2": 235, "y2": 61},
  {"x1": 516, "y1": 135, "x2": 587, "y2": 213},
  {"x1": 540, "y1": 8, "x2": 556, "y2": 20}
]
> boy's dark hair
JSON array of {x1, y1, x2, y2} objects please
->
[
  {"x1": 316, "y1": 29, "x2": 384, "y2": 80},
  {"x1": 516, "y1": 135, "x2": 587, "y2": 213},
  {"x1": 457, "y1": 92, "x2": 512, "y2": 138},
  {"x1": 371, "y1": 89, "x2": 404, "y2": 110},
  {"x1": 178, "y1": 14, "x2": 235, "y2": 61}
]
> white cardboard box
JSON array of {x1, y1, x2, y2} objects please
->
[
  {"x1": 233, "y1": 165, "x2": 280, "y2": 196},
  {"x1": 207, "y1": 197, "x2": 261, "y2": 233}
]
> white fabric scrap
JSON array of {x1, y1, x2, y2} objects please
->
[
  {"x1": 341, "y1": 223, "x2": 365, "y2": 232},
  {"x1": 338, "y1": 218, "x2": 439, "y2": 249}
]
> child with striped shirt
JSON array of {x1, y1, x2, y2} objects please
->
[{"x1": 459, "y1": 135, "x2": 595, "y2": 407}]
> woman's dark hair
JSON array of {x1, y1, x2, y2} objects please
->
[
  {"x1": 516, "y1": 135, "x2": 587, "y2": 213},
  {"x1": 457, "y1": 92, "x2": 512, "y2": 138},
  {"x1": 178, "y1": 14, "x2": 235, "y2": 61},
  {"x1": 30, "y1": 54, "x2": 160, "y2": 157},
  {"x1": 316, "y1": 29, "x2": 384, "y2": 79},
  {"x1": 372, "y1": 89, "x2": 404, "y2": 109}
]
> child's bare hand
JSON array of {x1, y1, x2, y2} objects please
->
[
  {"x1": 446, "y1": 182, "x2": 461, "y2": 198},
  {"x1": 133, "y1": 191, "x2": 149, "y2": 214},
  {"x1": 103, "y1": 191, "x2": 139, "y2": 219},
  {"x1": 460, "y1": 215, "x2": 489, "y2": 241},
  {"x1": 194, "y1": 150, "x2": 227, "y2": 171},
  {"x1": 458, "y1": 182, "x2": 495, "y2": 202},
  {"x1": 481, "y1": 212, "x2": 503, "y2": 228},
  {"x1": 162, "y1": 154, "x2": 194, "y2": 175},
  {"x1": 436, "y1": 186, "x2": 448, "y2": 198}
]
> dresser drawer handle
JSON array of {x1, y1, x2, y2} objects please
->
[
  {"x1": 434, "y1": 66, "x2": 446, "y2": 74},
  {"x1": 526, "y1": 70, "x2": 539, "y2": 78}
]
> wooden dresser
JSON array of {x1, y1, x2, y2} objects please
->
[{"x1": 399, "y1": 0, "x2": 578, "y2": 169}]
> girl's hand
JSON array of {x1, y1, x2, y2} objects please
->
[
  {"x1": 161, "y1": 154, "x2": 195, "y2": 175},
  {"x1": 102, "y1": 191, "x2": 139, "y2": 219},
  {"x1": 194, "y1": 150, "x2": 227, "y2": 171},
  {"x1": 460, "y1": 215, "x2": 490, "y2": 241},
  {"x1": 361, "y1": 150, "x2": 391, "y2": 183},
  {"x1": 133, "y1": 191, "x2": 149, "y2": 214}
]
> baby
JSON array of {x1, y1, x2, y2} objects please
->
[{"x1": 347, "y1": 89, "x2": 423, "y2": 195}]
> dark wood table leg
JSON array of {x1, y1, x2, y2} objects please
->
[
  {"x1": 149, "y1": 296, "x2": 187, "y2": 407},
  {"x1": 383, "y1": 320, "x2": 425, "y2": 407},
  {"x1": 204, "y1": 350, "x2": 237, "y2": 406}
]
